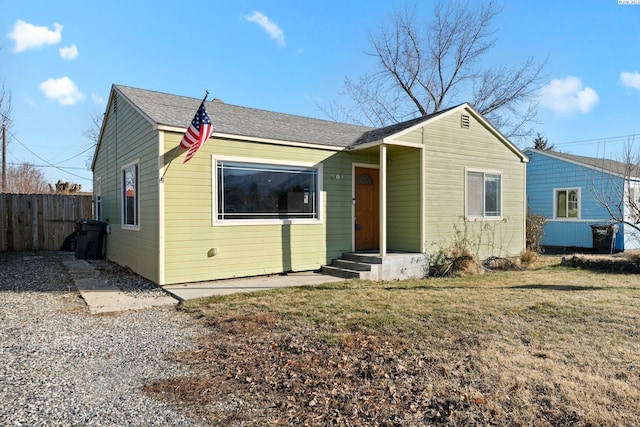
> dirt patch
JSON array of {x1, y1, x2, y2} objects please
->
[
  {"x1": 561, "y1": 253, "x2": 640, "y2": 273},
  {"x1": 145, "y1": 324, "x2": 494, "y2": 426}
]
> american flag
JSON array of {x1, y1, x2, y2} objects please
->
[{"x1": 180, "y1": 101, "x2": 213, "y2": 163}]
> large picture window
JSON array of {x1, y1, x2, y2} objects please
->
[
  {"x1": 217, "y1": 160, "x2": 319, "y2": 221},
  {"x1": 466, "y1": 170, "x2": 502, "y2": 218},
  {"x1": 555, "y1": 188, "x2": 579, "y2": 218},
  {"x1": 122, "y1": 161, "x2": 139, "y2": 227}
]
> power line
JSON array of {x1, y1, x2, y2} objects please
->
[
  {"x1": 6, "y1": 162, "x2": 89, "y2": 171},
  {"x1": 52, "y1": 144, "x2": 95, "y2": 165},
  {"x1": 554, "y1": 133, "x2": 639, "y2": 147},
  {"x1": 4, "y1": 128, "x2": 91, "y2": 180}
]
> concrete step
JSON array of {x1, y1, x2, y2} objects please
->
[
  {"x1": 342, "y1": 252, "x2": 383, "y2": 264},
  {"x1": 332, "y1": 259, "x2": 372, "y2": 271},
  {"x1": 320, "y1": 265, "x2": 370, "y2": 280}
]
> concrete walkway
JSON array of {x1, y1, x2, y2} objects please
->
[
  {"x1": 62, "y1": 255, "x2": 345, "y2": 313},
  {"x1": 61, "y1": 257, "x2": 177, "y2": 314},
  {"x1": 163, "y1": 271, "x2": 345, "y2": 301}
]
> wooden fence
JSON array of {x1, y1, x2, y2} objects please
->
[{"x1": 0, "y1": 193, "x2": 93, "y2": 251}]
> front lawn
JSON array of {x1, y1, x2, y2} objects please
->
[{"x1": 145, "y1": 257, "x2": 640, "y2": 426}]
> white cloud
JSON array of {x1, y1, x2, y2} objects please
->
[
  {"x1": 245, "y1": 11, "x2": 286, "y2": 47},
  {"x1": 8, "y1": 19, "x2": 62, "y2": 53},
  {"x1": 539, "y1": 76, "x2": 599, "y2": 115},
  {"x1": 91, "y1": 94, "x2": 107, "y2": 105},
  {"x1": 40, "y1": 77, "x2": 85, "y2": 106},
  {"x1": 620, "y1": 71, "x2": 640, "y2": 91},
  {"x1": 59, "y1": 44, "x2": 78, "y2": 60}
]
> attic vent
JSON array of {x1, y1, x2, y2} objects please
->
[
  {"x1": 461, "y1": 114, "x2": 470, "y2": 129},
  {"x1": 213, "y1": 98, "x2": 224, "y2": 104}
]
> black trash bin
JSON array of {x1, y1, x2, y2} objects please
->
[
  {"x1": 75, "y1": 220, "x2": 106, "y2": 259},
  {"x1": 590, "y1": 224, "x2": 618, "y2": 254}
]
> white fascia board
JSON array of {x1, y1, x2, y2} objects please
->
[{"x1": 156, "y1": 127, "x2": 345, "y2": 152}]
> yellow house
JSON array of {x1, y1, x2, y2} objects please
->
[{"x1": 91, "y1": 85, "x2": 527, "y2": 285}]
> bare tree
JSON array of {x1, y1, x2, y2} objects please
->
[
  {"x1": 83, "y1": 112, "x2": 104, "y2": 167},
  {"x1": 590, "y1": 139, "x2": 640, "y2": 235},
  {"x1": 1, "y1": 82, "x2": 13, "y2": 191},
  {"x1": 327, "y1": 1, "x2": 547, "y2": 141},
  {"x1": 5, "y1": 163, "x2": 51, "y2": 194}
]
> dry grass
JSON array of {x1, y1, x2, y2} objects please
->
[{"x1": 145, "y1": 257, "x2": 640, "y2": 426}]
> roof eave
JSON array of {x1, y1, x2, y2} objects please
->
[{"x1": 523, "y1": 148, "x2": 639, "y2": 179}]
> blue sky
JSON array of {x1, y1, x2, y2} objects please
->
[{"x1": 1, "y1": 0, "x2": 639, "y2": 192}]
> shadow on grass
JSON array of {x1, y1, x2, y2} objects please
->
[{"x1": 510, "y1": 284, "x2": 603, "y2": 291}]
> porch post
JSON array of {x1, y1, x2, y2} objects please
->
[{"x1": 380, "y1": 143, "x2": 387, "y2": 256}]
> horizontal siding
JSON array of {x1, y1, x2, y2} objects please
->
[
  {"x1": 422, "y1": 110, "x2": 525, "y2": 259},
  {"x1": 387, "y1": 146, "x2": 421, "y2": 251},
  {"x1": 93, "y1": 92, "x2": 160, "y2": 282},
  {"x1": 161, "y1": 133, "x2": 353, "y2": 284},
  {"x1": 395, "y1": 127, "x2": 423, "y2": 145},
  {"x1": 526, "y1": 151, "x2": 625, "y2": 249}
]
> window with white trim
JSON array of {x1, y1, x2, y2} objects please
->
[
  {"x1": 216, "y1": 160, "x2": 319, "y2": 221},
  {"x1": 122, "y1": 161, "x2": 139, "y2": 227},
  {"x1": 555, "y1": 188, "x2": 579, "y2": 219},
  {"x1": 466, "y1": 170, "x2": 502, "y2": 218},
  {"x1": 94, "y1": 177, "x2": 102, "y2": 221}
]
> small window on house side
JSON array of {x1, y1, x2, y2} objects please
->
[
  {"x1": 94, "y1": 177, "x2": 102, "y2": 221},
  {"x1": 466, "y1": 170, "x2": 502, "y2": 218},
  {"x1": 555, "y1": 188, "x2": 580, "y2": 219},
  {"x1": 121, "y1": 161, "x2": 139, "y2": 228}
]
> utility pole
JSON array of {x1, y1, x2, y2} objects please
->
[{"x1": 1, "y1": 123, "x2": 6, "y2": 193}]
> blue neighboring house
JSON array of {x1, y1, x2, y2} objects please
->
[{"x1": 524, "y1": 148, "x2": 640, "y2": 252}]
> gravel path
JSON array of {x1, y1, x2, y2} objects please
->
[{"x1": 0, "y1": 251, "x2": 208, "y2": 426}]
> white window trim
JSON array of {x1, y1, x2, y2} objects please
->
[
  {"x1": 212, "y1": 155, "x2": 324, "y2": 226},
  {"x1": 121, "y1": 159, "x2": 140, "y2": 231},
  {"x1": 553, "y1": 187, "x2": 581, "y2": 220},
  {"x1": 464, "y1": 168, "x2": 503, "y2": 220},
  {"x1": 94, "y1": 176, "x2": 102, "y2": 221}
]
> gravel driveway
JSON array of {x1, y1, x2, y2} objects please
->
[{"x1": 0, "y1": 251, "x2": 207, "y2": 426}]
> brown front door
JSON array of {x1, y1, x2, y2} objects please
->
[{"x1": 354, "y1": 167, "x2": 379, "y2": 251}]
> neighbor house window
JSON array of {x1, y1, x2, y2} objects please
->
[
  {"x1": 121, "y1": 161, "x2": 139, "y2": 227},
  {"x1": 94, "y1": 177, "x2": 102, "y2": 221},
  {"x1": 555, "y1": 188, "x2": 579, "y2": 219},
  {"x1": 216, "y1": 160, "x2": 319, "y2": 221},
  {"x1": 466, "y1": 170, "x2": 502, "y2": 218}
]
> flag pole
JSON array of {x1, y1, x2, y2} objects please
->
[{"x1": 160, "y1": 90, "x2": 210, "y2": 182}]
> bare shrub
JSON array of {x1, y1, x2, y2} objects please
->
[
  {"x1": 526, "y1": 212, "x2": 547, "y2": 253},
  {"x1": 520, "y1": 249, "x2": 538, "y2": 267},
  {"x1": 430, "y1": 223, "x2": 483, "y2": 277}
]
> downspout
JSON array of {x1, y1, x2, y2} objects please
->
[
  {"x1": 158, "y1": 131, "x2": 165, "y2": 285},
  {"x1": 523, "y1": 159, "x2": 527, "y2": 253},
  {"x1": 420, "y1": 141, "x2": 426, "y2": 253},
  {"x1": 380, "y1": 143, "x2": 387, "y2": 256}
]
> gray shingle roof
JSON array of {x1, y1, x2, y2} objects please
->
[
  {"x1": 115, "y1": 85, "x2": 375, "y2": 148},
  {"x1": 528, "y1": 149, "x2": 640, "y2": 178},
  {"x1": 114, "y1": 85, "x2": 461, "y2": 149}
]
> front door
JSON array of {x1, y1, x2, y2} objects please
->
[{"x1": 354, "y1": 167, "x2": 379, "y2": 251}]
